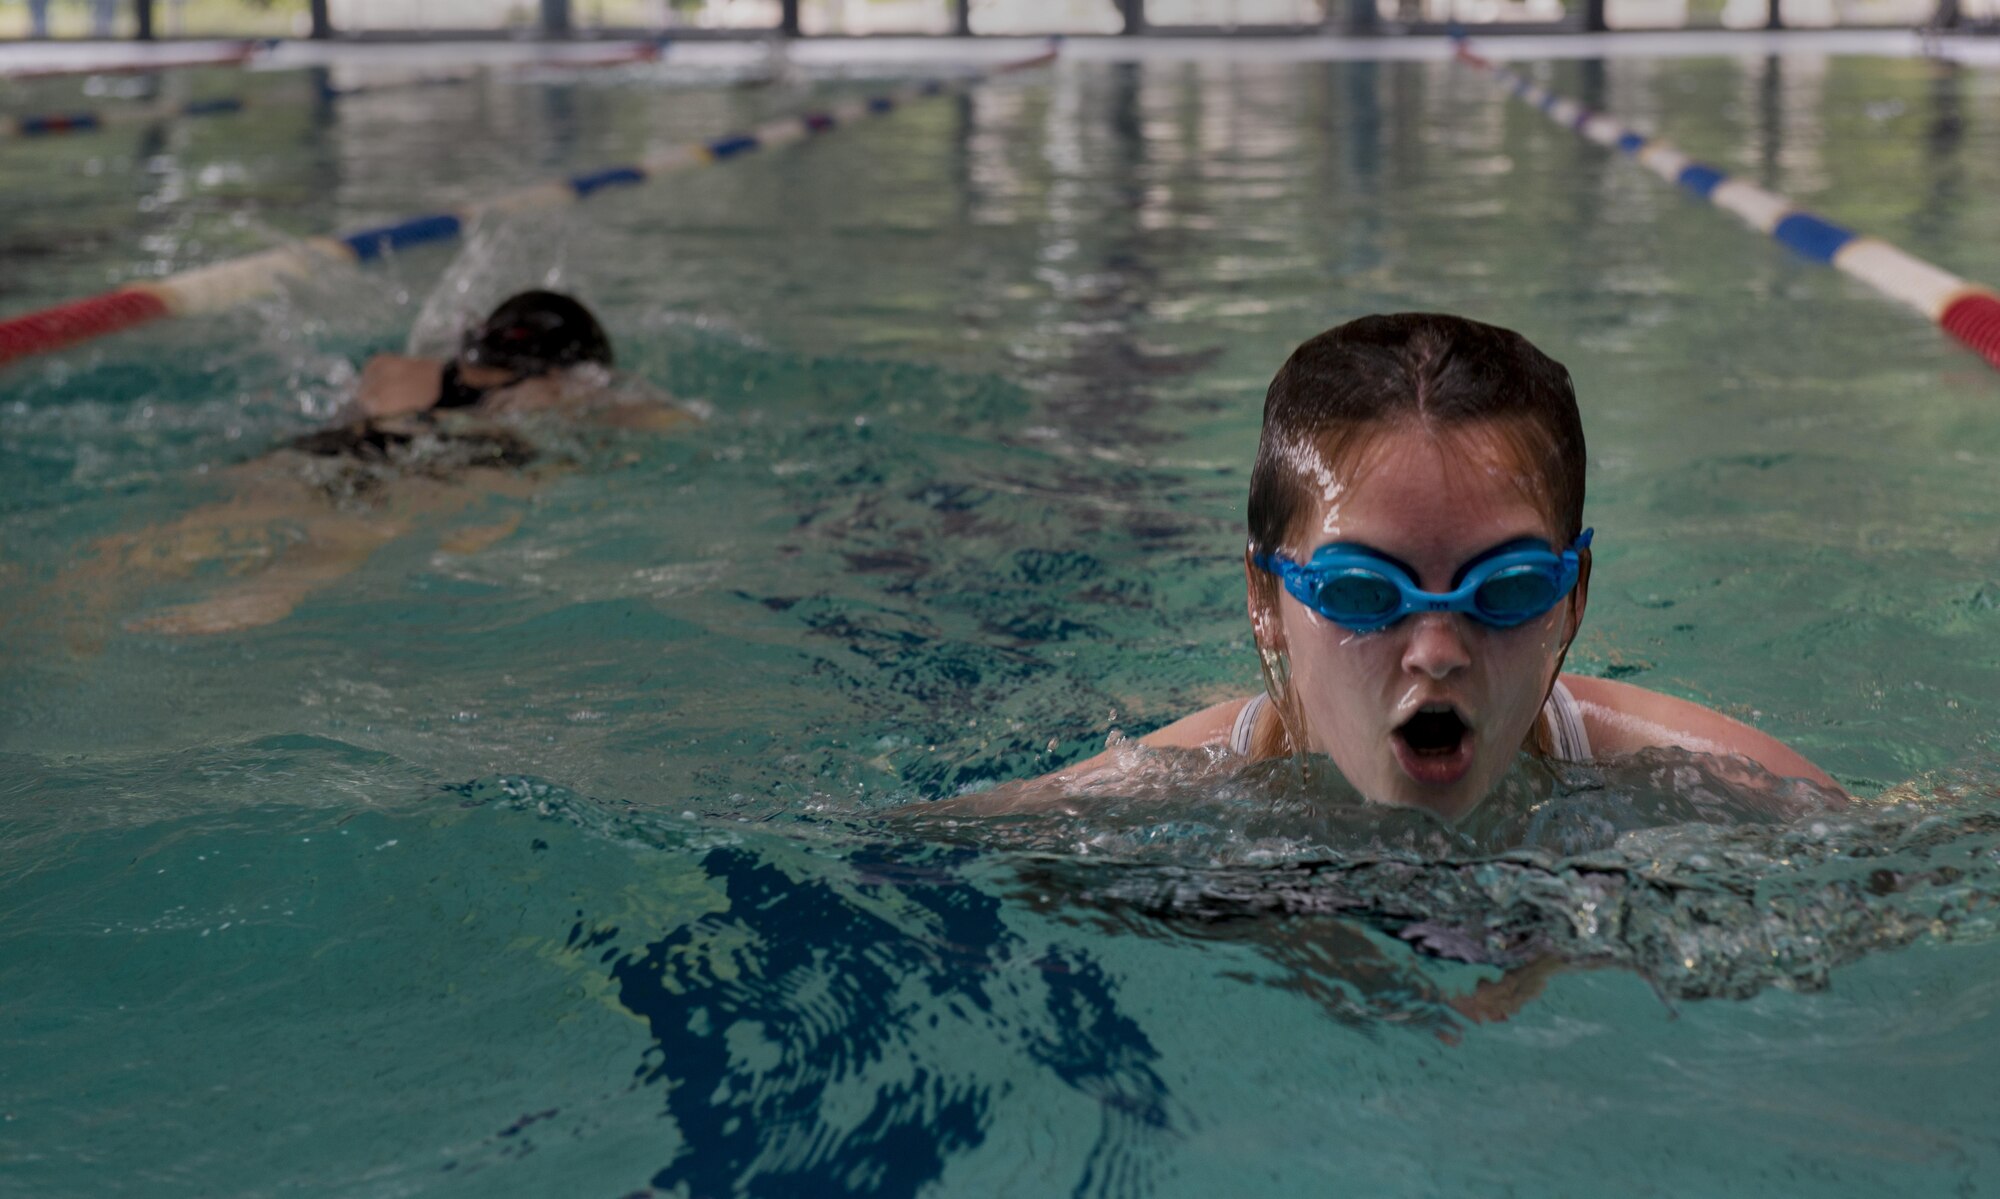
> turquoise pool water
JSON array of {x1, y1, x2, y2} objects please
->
[{"x1": 3, "y1": 47, "x2": 2000, "y2": 1196}]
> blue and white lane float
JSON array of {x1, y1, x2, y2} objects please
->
[
  {"x1": 0, "y1": 44, "x2": 1058, "y2": 368},
  {"x1": 1452, "y1": 38, "x2": 2000, "y2": 373}
]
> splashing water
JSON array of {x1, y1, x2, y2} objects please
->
[{"x1": 889, "y1": 746, "x2": 1998, "y2": 1005}]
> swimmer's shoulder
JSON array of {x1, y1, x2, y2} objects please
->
[
  {"x1": 1055, "y1": 696, "x2": 1256, "y2": 777},
  {"x1": 1559, "y1": 673, "x2": 1840, "y2": 791},
  {"x1": 481, "y1": 368, "x2": 701, "y2": 431},
  {"x1": 355, "y1": 354, "x2": 445, "y2": 419},
  {"x1": 1135, "y1": 696, "x2": 1256, "y2": 753}
]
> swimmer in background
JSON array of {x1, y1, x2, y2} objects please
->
[
  {"x1": 971, "y1": 313, "x2": 1844, "y2": 819},
  {"x1": 44, "y1": 289, "x2": 693, "y2": 645},
  {"x1": 343, "y1": 290, "x2": 645, "y2": 422}
]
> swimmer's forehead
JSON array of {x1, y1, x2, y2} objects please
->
[{"x1": 1282, "y1": 417, "x2": 1564, "y2": 550}]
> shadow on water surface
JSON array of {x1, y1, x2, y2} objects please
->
[{"x1": 601, "y1": 841, "x2": 1173, "y2": 1199}]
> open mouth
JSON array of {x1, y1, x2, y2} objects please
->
[
  {"x1": 1391, "y1": 704, "x2": 1474, "y2": 785},
  {"x1": 1396, "y1": 706, "x2": 1469, "y2": 755}
]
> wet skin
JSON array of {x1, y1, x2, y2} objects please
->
[{"x1": 1264, "y1": 422, "x2": 1581, "y2": 822}]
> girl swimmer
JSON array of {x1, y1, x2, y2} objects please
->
[{"x1": 1028, "y1": 313, "x2": 1842, "y2": 820}]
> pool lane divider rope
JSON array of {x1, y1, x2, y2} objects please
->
[
  {"x1": 0, "y1": 43, "x2": 1057, "y2": 369},
  {"x1": 1452, "y1": 38, "x2": 2000, "y2": 372},
  {"x1": 8, "y1": 95, "x2": 244, "y2": 138}
]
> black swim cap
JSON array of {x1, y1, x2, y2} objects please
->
[{"x1": 460, "y1": 290, "x2": 614, "y2": 375}]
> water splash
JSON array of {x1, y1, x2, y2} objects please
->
[
  {"x1": 891, "y1": 742, "x2": 1848, "y2": 863},
  {"x1": 910, "y1": 754, "x2": 2000, "y2": 1004}
]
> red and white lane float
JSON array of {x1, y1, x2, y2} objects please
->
[{"x1": 1453, "y1": 37, "x2": 2000, "y2": 373}]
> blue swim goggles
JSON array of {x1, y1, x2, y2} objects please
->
[{"x1": 1254, "y1": 529, "x2": 1592, "y2": 632}]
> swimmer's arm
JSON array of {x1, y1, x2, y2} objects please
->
[
  {"x1": 1561, "y1": 674, "x2": 1846, "y2": 798},
  {"x1": 918, "y1": 698, "x2": 1254, "y2": 816},
  {"x1": 476, "y1": 375, "x2": 562, "y2": 413},
  {"x1": 1055, "y1": 697, "x2": 1254, "y2": 777},
  {"x1": 354, "y1": 355, "x2": 444, "y2": 419},
  {"x1": 478, "y1": 371, "x2": 697, "y2": 431}
]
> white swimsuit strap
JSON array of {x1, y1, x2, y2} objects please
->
[
  {"x1": 1230, "y1": 693, "x2": 1268, "y2": 757},
  {"x1": 1543, "y1": 680, "x2": 1592, "y2": 763}
]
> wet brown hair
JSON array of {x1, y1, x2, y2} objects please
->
[{"x1": 1244, "y1": 313, "x2": 1588, "y2": 758}]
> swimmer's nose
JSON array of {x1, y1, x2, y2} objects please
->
[{"x1": 1400, "y1": 613, "x2": 1471, "y2": 681}]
